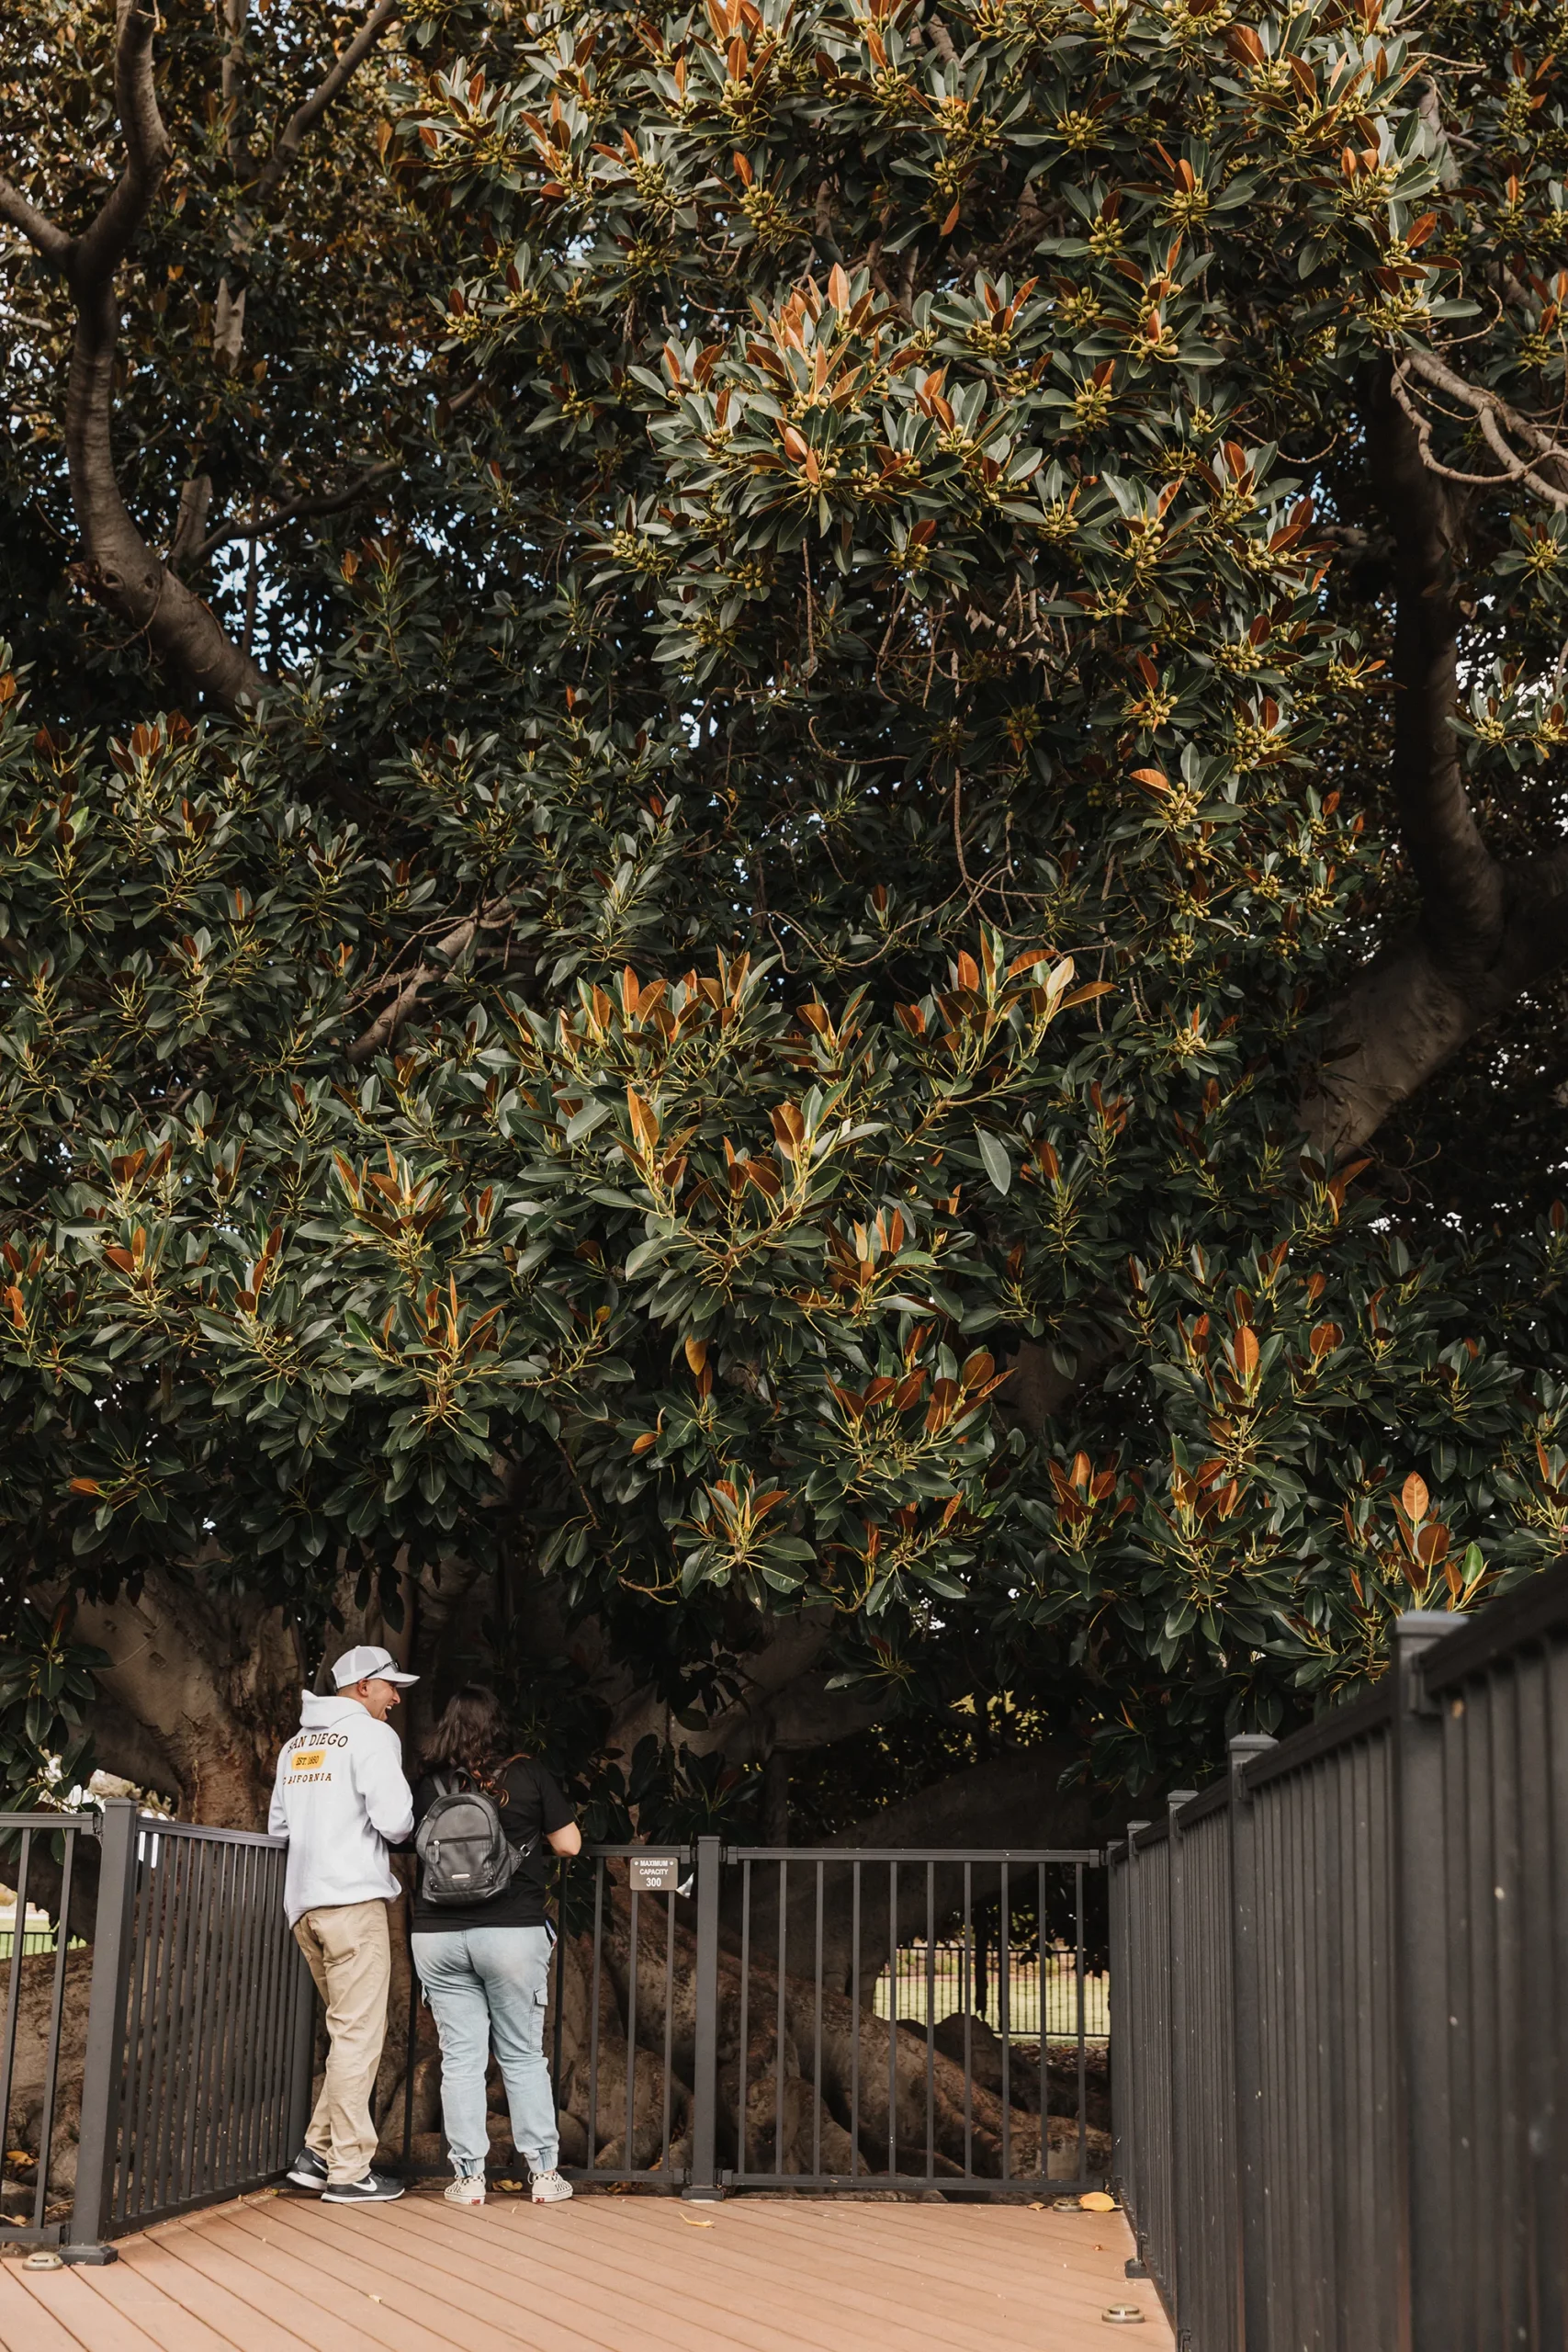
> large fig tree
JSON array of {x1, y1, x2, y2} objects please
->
[{"x1": 3, "y1": 0, "x2": 1567, "y2": 1838}]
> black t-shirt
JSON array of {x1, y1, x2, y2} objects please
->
[{"x1": 408, "y1": 1759, "x2": 573, "y2": 1932}]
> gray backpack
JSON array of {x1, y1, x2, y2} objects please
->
[{"x1": 414, "y1": 1770, "x2": 536, "y2": 1906}]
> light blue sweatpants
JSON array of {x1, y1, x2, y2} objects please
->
[{"x1": 411, "y1": 1925, "x2": 559, "y2": 2177}]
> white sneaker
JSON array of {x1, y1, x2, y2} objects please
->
[
  {"x1": 444, "y1": 2174, "x2": 486, "y2": 2207},
  {"x1": 530, "y1": 2169, "x2": 573, "y2": 2203}
]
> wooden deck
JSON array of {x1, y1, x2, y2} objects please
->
[{"x1": 0, "y1": 2186, "x2": 1173, "y2": 2350}]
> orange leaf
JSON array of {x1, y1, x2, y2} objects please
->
[{"x1": 1401, "y1": 1472, "x2": 1429, "y2": 1524}]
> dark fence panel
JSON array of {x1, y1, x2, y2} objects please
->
[
  {"x1": 549, "y1": 1845, "x2": 694, "y2": 2188},
  {"x1": 0, "y1": 1799, "x2": 314, "y2": 2261},
  {"x1": 1249, "y1": 1708, "x2": 1396, "y2": 2352},
  {"x1": 723, "y1": 1849, "x2": 1104, "y2": 2194},
  {"x1": 106, "y1": 1815, "x2": 314, "y2": 2235},
  {"x1": 1423, "y1": 1579, "x2": 1568, "y2": 2351},
  {"x1": 1122, "y1": 1826, "x2": 1175, "y2": 2296},
  {"x1": 1171, "y1": 1791, "x2": 1237, "y2": 2352},
  {"x1": 0, "y1": 1813, "x2": 94, "y2": 2253},
  {"x1": 1114, "y1": 1562, "x2": 1568, "y2": 2350},
  {"x1": 378, "y1": 1839, "x2": 1111, "y2": 2201}
]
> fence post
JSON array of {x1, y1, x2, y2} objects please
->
[
  {"x1": 1166, "y1": 1792, "x2": 1196, "y2": 2340},
  {"x1": 682, "y1": 1834, "x2": 723, "y2": 2200},
  {"x1": 1109, "y1": 1840, "x2": 1132, "y2": 2215},
  {"x1": 65, "y1": 1797, "x2": 139, "y2": 2263},
  {"x1": 1391, "y1": 1610, "x2": 1463, "y2": 2352},
  {"x1": 1228, "y1": 1733, "x2": 1276, "y2": 2350},
  {"x1": 1122, "y1": 1822, "x2": 1150, "y2": 2267}
]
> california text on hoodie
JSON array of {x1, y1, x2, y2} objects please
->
[{"x1": 268, "y1": 1692, "x2": 415, "y2": 1926}]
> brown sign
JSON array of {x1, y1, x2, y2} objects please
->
[{"x1": 628, "y1": 1855, "x2": 682, "y2": 1894}]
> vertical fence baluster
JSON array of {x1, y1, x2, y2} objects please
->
[
  {"x1": 0, "y1": 1828, "x2": 32, "y2": 2212},
  {"x1": 961, "y1": 1861, "x2": 972, "y2": 2179},
  {"x1": 1228, "y1": 1733, "x2": 1275, "y2": 2350},
  {"x1": 683, "y1": 1834, "x2": 722, "y2": 2201},
  {"x1": 626, "y1": 1884, "x2": 640, "y2": 2174},
  {"x1": 737, "y1": 1855, "x2": 751, "y2": 2181},
  {"x1": 1040, "y1": 1863, "x2": 1050, "y2": 2186},
  {"x1": 1075, "y1": 1858, "x2": 1087, "y2": 2188},
  {"x1": 850, "y1": 1860, "x2": 861, "y2": 2182},
  {"x1": 999, "y1": 1862, "x2": 1010, "y2": 2182},
  {"x1": 661, "y1": 1883, "x2": 676, "y2": 2177},
  {"x1": 69, "y1": 1797, "x2": 140, "y2": 2259},
  {"x1": 1393, "y1": 1612, "x2": 1463, "y2": 2352},
  {"x1": 812, "y1": 1862, "x2": 823, "y2": 2182},
  {"x1": 588, "y1": 1860, "x2": 604, "y2": 2177},
  {"x1": 886, "y1": 1860, "x2": 897, "y2": 2180},
  {"x1": 1166, "y1": 1792, "x2": 1195, "y2": 2335},
  {"x1": 31, "y1": 1827, "x2": 76, "y2": 2232},
  {"x1": 774, "y1": 1857, "x2": 788, "y2": 2177},
  {"x1": 925, "y1": 1861, "x2": 935, "y2": 2181}
]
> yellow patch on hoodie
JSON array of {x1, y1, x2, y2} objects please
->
[{"x1": 288, "y1": 1749, "x2": 328, "y2": 1774}]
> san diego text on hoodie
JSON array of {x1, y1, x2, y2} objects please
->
[{"x1": 268, "y1": 1691, "x2": 414, "y2": 1925}]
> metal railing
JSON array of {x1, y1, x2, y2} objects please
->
[
  {"x1": 1111, "y1": 1566, "x2": 1568, "y2": 2349},
  {"x1": 0, "y1": 1798, "x2": 315, "y2": 2260},
  {"x1": 533, "y1": 1841, "x2": 1108, "y2": 2198}
]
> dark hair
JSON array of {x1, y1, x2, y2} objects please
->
[{"x1": 423, "y1": 1685, "x2": 513, "y2": 1787}]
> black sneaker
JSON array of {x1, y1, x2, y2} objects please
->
[
  {"x1": 321, "y1": 2171, "x2": 405, "y2": 2204},
  {"x1": 286, "y1": 2148, "x2": 329, "y2": 2191}
]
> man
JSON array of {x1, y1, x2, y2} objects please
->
[{"x1": 269, "y1": 1644, "x2": 417, "y2": 2203}]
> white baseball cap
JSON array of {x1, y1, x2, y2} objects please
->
[{"x1": 332, "y1": 1645, "x2": 419, "y2": 1689}]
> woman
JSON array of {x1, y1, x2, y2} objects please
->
[{"x1": 409, "y1": 1685, "x2": 582, "y2": 2207}]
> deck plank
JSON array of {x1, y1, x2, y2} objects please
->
[
  {"x1": 0, "y1": 2264, "x2": 97, "y2": 2352},
  {"x1": 333, "y1": 2189, "x2": 831, "y2": 2352},
  {"x1": 7, "y1": 2190, "x2": 1173, "y2": 2351},
  {"x1": 110, "y1": 2235, "x2": 325, "y2": 2352},
  {"x1": 57, "y1": 2262, "x2": 236, "y2": 2352},
  {"x1": 0, "y1": 2266, "x2": 173, "y2": 2352},
  {"x1": 516, "y1": 2198, "x2": 1098, "y2": 2350},
  {"x1": 231, "y1": 2199, "x2": 599, "y2": 2352}
]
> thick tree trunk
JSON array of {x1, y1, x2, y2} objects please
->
[{"x1": 72, "y1": 1572, "x2": 302, "y2": 1825}]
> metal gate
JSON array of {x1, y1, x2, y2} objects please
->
[
  {"x1": 1, "y1": 1797, "x2": 315, "y2": 2259},
  {"x1": 538, "y1": 1839, "x2": 1109, "y2": 2199}
]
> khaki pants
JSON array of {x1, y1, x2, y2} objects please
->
[{"x1": 293, "y1": 1899, "x2": 391, "y2": 2186}]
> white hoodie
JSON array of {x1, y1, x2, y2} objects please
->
[{"x1": 268, "y1": 1691, "x2": 415, "y2": 1925}]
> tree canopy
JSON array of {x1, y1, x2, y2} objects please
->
[{"x1": 3, "y1": 0, "x2": 1568, "y2": 1833}]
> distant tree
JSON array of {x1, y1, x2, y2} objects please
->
[{"x1": 3, "y1": 0, "x2": 1568, "y2": 1838}]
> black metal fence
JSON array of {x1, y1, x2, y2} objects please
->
[
  {"x1": 6, "y1": 1805, "x2": 1108, "y2": 2248},
  {"x1": 0, "y1": 1797, "x2": 314, "y2": 2260},
  {"x1": 1111, "y1": 1568, "x2": 1568, "y2": 2350},
  {"x1": 518, "y1": 1840, "x2": 1108, "y2": 2198}
]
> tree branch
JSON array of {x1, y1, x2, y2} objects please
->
[
  {"x1": 1399, "y1": 345, "x2": 1568, "y2": 510},
  {"x1": 0, "y1": 180, "x2": 73, "y2": 271},
  {"x1": 73, "y1": 0, "x2": 172, "y2": 291},
  {"x1": 254, "y1": 0, "x2": 400, "y2": 203},
  {"x1": 191, "y1": 385, "x2": 479, "y2": 562},
  {"x1": 1305, "y1": 365, "x2": 1568, "y2": 1155},
  {"x1": 48, "y1": 4, "x2": 269, "y2": 707},
  {"x1": 194, "y1": 459, "x2": 401, "y2": 561}
]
